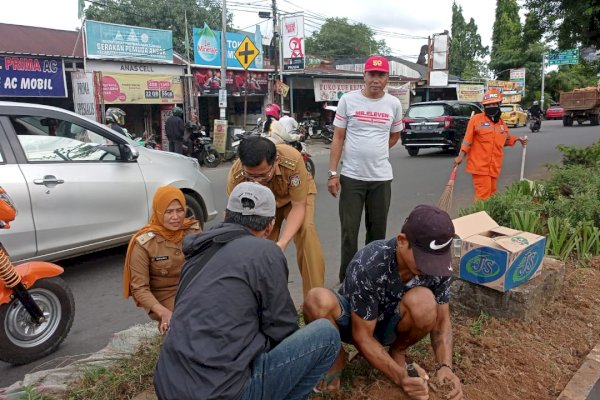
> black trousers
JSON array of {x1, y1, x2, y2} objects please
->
[
  {"x1": 169, "y1": 140, "x2": 184, "y2": 155},
  {"x1": 338, "y1": 175, "x2": 392, "y2": 282}
]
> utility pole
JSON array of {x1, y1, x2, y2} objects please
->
[
  {"x1": 271, "y1": 0, "x2": 279, "y2": 105},
  {"x1": 540, "y1": 53, "x2": 546, "y2": 110},
  {"x1": 220, "y1": 0, "x2": 228, "y2": 120}
]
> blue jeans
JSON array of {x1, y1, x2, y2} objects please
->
[{"x1": 240, "y1": 318, "x2": 341, "y2": 400}]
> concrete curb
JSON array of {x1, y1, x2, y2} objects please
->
[
  {"x1": 557, "y1": 343, "x2": 600, "y2": 400},
  {"x1": 0, "y1": 322, "x2": 156, "y2": 400}
]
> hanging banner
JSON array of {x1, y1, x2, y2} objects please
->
[
  {"x1": 487, "y1": 80, "x2": 522, "y2": 103},
  {"x1": 71, "y1": 70, "x2": 98, "y2": 120},
  {"x1": 100, "y1": 73, "x2": 183, "y2": 104},
  {"x1": 275, "y1": 80, "x2": 290, "y2": 97},
  {"x1": 85, "y1": 20, "x2": 173, "y2": 63},
  {"x1": 457, "y1": 84, "x2": 485, "y2": 102},
  {"x1": 0, "y1": 57, "x2": 66, "y2": 97},
  {"x1": 192, "y1": 68, "x2": 268, "y2": 96},
  {"x1": 193, "y1": 23, "x2": 260, "y2": 69},
  {"x1": 282, "y1": 15, "x2": 305, "y2": 71},
  {"x1": 387, "y1": 83, "x2": 412, "y2": 115},
  {"x1": 510, "y1": 68, "x2": 526, "y2": 98},
  {"x1": 313, "y1": 78, "x2": 365, "y2": 102},
  {"x1": 213, "y1": 119, "x2": 228, "y2": 153}
]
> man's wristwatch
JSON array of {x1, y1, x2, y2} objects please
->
[{"x1": 327, "y1": 170, "x2": 338, "y2": 179}]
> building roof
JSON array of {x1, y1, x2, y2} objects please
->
[{"x1": 0, "y1": 23, "x2": 85, "y2": 58}]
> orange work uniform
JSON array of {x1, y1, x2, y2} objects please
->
[{"x1": 460, "y1": 112, "x2": 518, "y2": 201}]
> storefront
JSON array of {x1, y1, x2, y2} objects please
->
[
  {"x1": 84, "y1": 59, "x2": 186, "y2": 149},
  {"x1": 283, "y1": 73, "x2": 415, "y2": 125},
  {"x1": 191, "y1": 66, "x2": 270, "y2": 134}
]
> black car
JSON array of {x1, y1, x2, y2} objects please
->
[{"x1": 400, "y1": 100, "x2": 482, "y2": 156}]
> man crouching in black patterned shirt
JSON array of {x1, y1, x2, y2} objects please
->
[{"x1": 304, "y1": 204, "x2": 463, "y2": 400}]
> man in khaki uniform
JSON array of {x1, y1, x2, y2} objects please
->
[{"x1": 227, "y1": 136, "x2": 324, "y2": 298}]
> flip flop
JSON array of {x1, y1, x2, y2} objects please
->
[{"x1": 312, "y1": 370, "x2": 343, "y2": 393}]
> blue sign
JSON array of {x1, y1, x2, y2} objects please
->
[
  {"x1": 193, "y1": 24, "x2": 258, "y2": 69},
  {"x1": 0, "y1": 57, "x2": 66, "y2": 97},
  {"x1": 85, "y1": 20, "x2": 173, "y2": 63}
]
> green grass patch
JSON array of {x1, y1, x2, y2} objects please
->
[{"x1": 66, "y1": 335, "x2": 162, "y2": 400}]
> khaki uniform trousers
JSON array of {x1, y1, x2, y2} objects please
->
[{"x1": 268, "y1": 193, "x2": 325, "y2": 299}]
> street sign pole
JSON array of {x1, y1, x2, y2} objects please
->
[
  {"x1": 220, "y1": 0, "x2": 227, "y2": 121},
  {"x1": 541, "y1": 53, "x2": 546, "y2": 109}
]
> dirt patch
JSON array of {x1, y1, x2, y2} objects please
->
[{"x1": 312, "y1": 258, "x2": 600, "y2": 400}]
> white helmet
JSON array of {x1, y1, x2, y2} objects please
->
[{"x1": 533, "y1": 101, "x2": 539, "y2": 105}]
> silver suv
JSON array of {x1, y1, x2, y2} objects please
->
[{"x1": 0, "y1": 102, "x2": 217, "y2": 262}]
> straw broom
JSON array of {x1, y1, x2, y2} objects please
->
[{"x1": 437, "y1": 165, "x2": 458, "y2": 213}]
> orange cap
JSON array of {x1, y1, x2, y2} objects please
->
[{"x1": 482, "y1": 89, "x2": 503, "y2": 105}]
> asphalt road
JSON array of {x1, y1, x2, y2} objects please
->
[{"x1": 1, "y1": 120, "x2": 598, "y2": 388}]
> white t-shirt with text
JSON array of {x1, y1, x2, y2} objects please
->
[{"x1": 333, "y1": 90, "x2": 403, "y2": 181}]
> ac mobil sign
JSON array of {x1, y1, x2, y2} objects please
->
[{"x1": 0, "y1": 57, "x2": 67, "y2": 97}]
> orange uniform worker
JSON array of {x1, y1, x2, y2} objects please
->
[{"x1": 454, "y1": 89, "x2": 528, "y2": 201}]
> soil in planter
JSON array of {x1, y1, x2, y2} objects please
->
[{"x1": 311, "y1": 257, "x2": 600, "y2": 400}]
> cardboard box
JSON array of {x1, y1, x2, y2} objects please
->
[{"x1": 452, "y1": 211, "x2": 547, "y2": 292}]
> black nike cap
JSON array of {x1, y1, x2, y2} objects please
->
[{"x1": 402, "y1": 204, "x2": 455, "y2": 277}]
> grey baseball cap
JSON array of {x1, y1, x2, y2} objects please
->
[{"x1": 227, "y1": 182, "x2": 276, "y2": 217}]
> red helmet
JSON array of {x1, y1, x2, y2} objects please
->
[
  {"x1": 265, "y1": 104, "x2": 281, "y2": 119},
  {"x1": 482, "y1": 89, "x2": 503, "y2": 105}
]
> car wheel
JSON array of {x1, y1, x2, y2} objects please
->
[
  {"x1": 184, "y1": 193, "x2": 205, "y2": 228},
  {"x1": 407, "y1": 148, "x2": 419, "y2": 157}
]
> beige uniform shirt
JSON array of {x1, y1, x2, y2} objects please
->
[
  {"x1": 227, "y1": 144, "x2": 316, "y2": 207},
  {"x1": 129, "y1": 224, "x2": 200, "y2": 316}
]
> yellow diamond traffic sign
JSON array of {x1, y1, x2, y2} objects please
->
[{"x1": 234, "y1": 36, "x2": 260, "y2": 70}]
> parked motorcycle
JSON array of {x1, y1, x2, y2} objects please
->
[
  {"x1": 529, "y1": 116, "x2": 541, "y2": 133},
  {"x1": 0, "y1": 187, "x2": 75, "y2": 365},
  {"x1": 300, "y1": 119, "x2": 333, "y2": 144},
  {"x1": 287, "y1": 134, "x2": 315, "y2": 178},
  {"x1": 191, "y1": 134, "x2": 221, "y2": 168}
]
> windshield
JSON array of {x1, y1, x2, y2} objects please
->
[
  {"x1": 500, "y1": 106, "x2": 513, "y2": 113},
  {"x1": 406, "y1": 105, "x2": 445, "y2": 118}
]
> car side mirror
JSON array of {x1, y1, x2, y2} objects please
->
[{"x1": 121, "y1": 144, "x2": 139, "y2": 161}]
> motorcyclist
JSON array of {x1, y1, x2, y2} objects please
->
[
  {"x1": 263, "y1": 104, "x2": 301, "y2": 145},
  {"x1": 105, "y1": 107, "x2": 131, "y2": 138},
  {"x1": 279, "y1": 110, "x2": 299, "y2": 134},
  {"x1": 529, "y1": 101, "x2": 542, "y2": 124}
]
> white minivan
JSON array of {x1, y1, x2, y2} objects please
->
[{"x1": 0, "y1": 102, "x2": 217, "y2": 262}]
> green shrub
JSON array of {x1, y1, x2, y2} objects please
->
[{"x1": 557, "y1": 139, "x2": 600, "y2": 167}]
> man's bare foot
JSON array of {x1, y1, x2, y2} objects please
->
[{"x1": 314, "y1": 348, "x2": 347, "y2": 392}]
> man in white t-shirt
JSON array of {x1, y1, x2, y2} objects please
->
[
  {"x1": 280, "y1": 110, "x2": 299, "y2": 134},
  {"x1": 327, "y1": 55, "x2": 403, "y2": 282}
]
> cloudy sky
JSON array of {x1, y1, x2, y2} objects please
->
[{"x1": 0, "y1": 0, "x2": 523, "y2": 61}]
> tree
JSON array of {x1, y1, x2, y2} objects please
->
[
  {"x1": 544, "y1": 61, "x2": 600, "y2": 103},
  {"x1": 525, "y1": 0, "x2": 600, "y2": 49},
  {"x1": 85, "y1": 0, "x2": 229, "y2": 56},
  {"x1": 305, "y1": 18, "x2": 389, "y2": 58},
  {"x1": 449, "y1": 1, "x2": 489, "y2": 80},
  {"x1": 520, "y1": 12, "x2": 545, "y2": 105},
  {"x1": 489, "y1": 0, "x2": 522, "y2": 79}
]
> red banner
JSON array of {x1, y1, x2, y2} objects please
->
[{"x1": 193, "y1": 68, "x2": 268, "y2": 96}]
